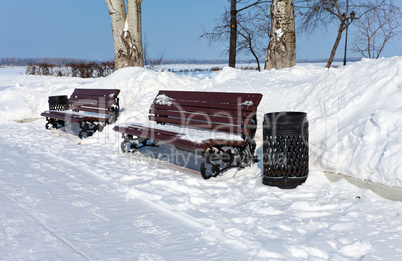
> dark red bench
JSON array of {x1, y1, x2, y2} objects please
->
[
  {"x1": 113, "y1": 90, "x2": 263, "y2": 179},
  {"x1": 41, "y1": 88, "x2": 120, "y2": 138}
]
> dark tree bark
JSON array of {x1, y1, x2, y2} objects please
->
[
  {"x1": 229, "y1": 0, "x2": 238, "y2": 68},
  {"x1": 327, "y1": 21, "x2": 346, "y2": 68}
]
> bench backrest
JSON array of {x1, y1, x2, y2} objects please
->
[
  {"x1": 149, "y1": 90, "x2": 263, "y2": 137},
  {"x1": 68, "y1": 88, "x2": 120, "y2": 115}
]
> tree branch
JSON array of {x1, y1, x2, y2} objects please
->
[{"x1": 237, "y1": 0, "x2": 270, "y2": 13}]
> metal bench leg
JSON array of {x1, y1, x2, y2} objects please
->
[
  {"x1": 120, "y1": 134, "x2": 158, "y2": 153},
  {"x1": 200, "y1": 148, "x2": 223, "y2": 179},
  {"x1": 45, "y1": 117, "x2": 64, "y2": 130},
  {"x1": 78, "y1": 120, "x2": 98, "y2": 139},
  {"x1": 200, "y1": 145, "x2": 241, "y2": 179},
  {"x1": 200, "y1": 138, "x2": 258, "y2": 180},
  {"x1": 108, "y1": 98, "x2": 120, "y2": 124},
  {"x1": 240, "y1": 137, "x2": 259, "y2": 164}
]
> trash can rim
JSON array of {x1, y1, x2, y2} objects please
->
[
  {"x1": 264, "y1": 111, "x2": 307, "y2": 116},
  {"x1": 48, "y1": 95, "x2": 68, "y2": 98},
  {"x1": 263, "y1": 111, "x2": 307, "y2": 123}
]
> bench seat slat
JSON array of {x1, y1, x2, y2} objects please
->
[
  {"x1": 69, "y1": 94, "x2": 118, "y2": 99},
  {"x1": 68, "y1": 96, "x2": 116, "y2": 102},
  {"x1": 149, "y1": 108, "x2": 252, "y2": 126},
  {"x1": 114, "y1": 124, "x2": 180, "y2": 138},
  {"x1": 69, "y1": 97, "x2": 116, "y2": 104},
  {"x1": 68, "y1": 99, "x2": 114, "y2": 110},
  {"x1": 71, "y1": 89, "x2": 120, "y2": 98},
  {"x1": 152, "y1": 99, "x2": 257, "y2": 112},
  {"x1": 150, "y1": 104, "x2": 255, "y2": 119},
  {"x1": 158, "y1": 90, "x2": 263, "y2": 106},
  {"x1": 203, "y1": 139, "x2": 246, "y2": 147},
  {"x1": 113, "y1": 125, "x2": 209, "y2": 151},
  {"x1": 41, "y1": 111, "x2": 83, "y2": 123},
  {"x1": 113, "y1": 125, "x2": 246, "y2": 151},
  {"x1": 149, "y1": 115, "x2": 252, "y2": 136},
  {"x1": 41, "y1": 111, "x2": 110, "y2": 123},
  {"x1": 68, "y1": 105, "x2": 114, "y2": 115}
]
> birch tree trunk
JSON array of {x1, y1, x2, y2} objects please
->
[
  {"x1": 106, "y1": 0, "x2": 144, "y2": 70},
  {"x1": 126, "y1": 0, "x2": 144, "y2": 67},
  {"x1": 265, "y1": 0, "x2": 295, "y2": 70}
]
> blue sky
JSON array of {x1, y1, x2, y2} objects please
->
[{"x1": 0, "y1": 0, "x2": 400, "y2": 62}]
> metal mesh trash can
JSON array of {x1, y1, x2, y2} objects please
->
[
  {"x1": 48, "y1": 95, "x2": 68, "y2": 111},
  {"x1": 263, "y1": 112, "x2": 309, "y2": 189}
]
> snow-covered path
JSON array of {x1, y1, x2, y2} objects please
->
[
  {"x1": 1, "y1": 59, "x2": 402, "y2": 259},
  {"x1": 1, "y1": 120, "x2": 402, "y2": 260},
  {"x1": 0, "y1": 122, "x2": 251, "y2": 260}
]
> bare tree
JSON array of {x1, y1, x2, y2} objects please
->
[
  {"x1": 143, "y1": 34, "x2": 165, "y2": 70},
  {"x1": 202, "y1": 0, "x2": 270, "y2": 68},
  {"x1": 237, "y1": 4, "x2": 271, "y2": 70},
  {"x1": 105, "y1": 0, "x2": 144, "y2": 70},
  {"x1": 352, "y1": 1, "x2": 401, "y2": 58},
  {"x1": 265, "y1": 0, "x2": 296, "y2": 70},
  {"x1": 298, "y1": 0, "x2": 388, "y2": 68}
]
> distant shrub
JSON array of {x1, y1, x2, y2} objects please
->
[
  {"x1": 26, "y1": 63, "x2": 38, "y2": 75},
  {"x1": 26, "y1": 61, "x2": 115, "y2": 78},
  {"x1": 210, "y1": 67, "x2": 223, "y2": 72},
  {"x1": 240, "y1": 66, "x2": 258, "y2": 70},
  {"x1": 95, "y1": 62, "x2": 114, "y2": 77}
]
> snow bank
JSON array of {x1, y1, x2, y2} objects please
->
[
  {"x1": 1, "y1": 60, "x2": 402, "y2": 260},
  {"x1": 0, "y1": 57, "x2": 401, "y2": 188},
  {"x1": 0, "y1": 71, "x2": 94, "y2": 121}
]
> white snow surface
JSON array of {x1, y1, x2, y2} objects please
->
[
  {"x1": 154, "y1": 94, "x2": 174, "y2": 106},
  {"x1": 275, "y1": 28, "x2": 284, "y2": 41},
  {"x1": 1, "y1": 58, "x2": 402, "y2": 260}
]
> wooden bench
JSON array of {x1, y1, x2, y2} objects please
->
[
  {"x1": 113, "y1": 90, "x2": 263, "y2": 179},
  {"x1": 41, "y1": 88, "x2": 120, "y2": 138}
]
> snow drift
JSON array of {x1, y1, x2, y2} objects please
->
[
  {"x1": 1, "y1": 58, "x2": 402, "y2": 260},
  {"x1": 1, "y1": 57, "x2": 401, "y2": 187}
]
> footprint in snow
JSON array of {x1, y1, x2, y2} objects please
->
[
  {"x1": 138, "y1": 253, "x2": 165, "y2": 261},
  {"x1": 71, "y1": 201, "x2": 91, "y2": 207}
]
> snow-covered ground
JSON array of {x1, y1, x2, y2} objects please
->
[{"x1": 1, "y1": 58, "x2": 402, "y2": 260}]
